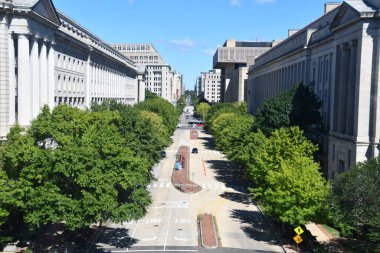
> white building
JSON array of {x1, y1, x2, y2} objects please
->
[
  {"x1": 0, "y1": 0, "x2": 144, "y2": 138},
  {"x1": 201, "y1": 69, "x2": 221, "y2": 103},
  {"x1": 247, "y1": 1, "x2": 380, "y2": 179},
  {"x1": 112, "y1": 43, "x2": 183, "y2": 103}
]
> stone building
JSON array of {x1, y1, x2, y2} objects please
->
[
  {"x1": 213, "y1": 39, "x2": 273, "y2": 102},
  {"x1": 112, "y1": 43, "x2": 183, "y2": 103},
  {"x1": 247, "y1": 0, "x2": 380, "y2": 179},
  {"x1": 0, "y1": 0, "x2": 144, "y2": 138}
]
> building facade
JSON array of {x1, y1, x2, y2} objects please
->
[
  {"x1": 201, "y1": 69, "x2": 221, "y2": 103},
  {"x1": 0, "y1": 0, "x2": 144, "y2": 138},
  {"x1": 247, "y1": 1, "x2": 380, "y2": 179},
  {"x1": 213, "y1": 39, "x2": 273, "y2": 102},
  {"x1": 112, "y1": 43, "x2": 183, "y2": 103}
]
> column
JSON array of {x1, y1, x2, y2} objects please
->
[
  {"x1": 47, "y1": 42, "x2": 55, "y2": 109},
  {"x1": 30, "y1": 36, "x2": 40, "y2": 119},
  {"x1": 39, "y1": 40, "x2": 48, "y2": 107},
  {"x1": 85, "y1": 54, "x2": 92, "y2": 108},
  {"x1": 17, "y1": 34, "x2": 31, "y2": 126},
  {"x1": 8, "y1": 34, "x2": 16, "y2": 127}
]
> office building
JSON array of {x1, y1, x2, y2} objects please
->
[
  {"x1": 213, "y1": 39, "x2": 273, "y2": 102},
  {"x1": 247, "y1": 1, "x2": 380, "y2": 179}
]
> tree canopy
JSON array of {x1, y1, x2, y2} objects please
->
[
  {"x1": 1, "y1": 105, "x2": 152, "y2": 230},
  {"x1": 330, "y1": 157, "x2": 380, "y2": 242},
  {"x1": 255, "y1": 83, "x2": 322, "y2": 137},
  {"x1": 196, "y1": 103, "x2": 211, "y2": 121}
]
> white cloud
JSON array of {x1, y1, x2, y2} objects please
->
[
  {"x1": 255, "y1": 0, "x2": 275, "y2": 4},
  {"x1": 169, "y1": 38, "x2": 196, "y2": 52},
  {"x1": 203, "y1": 49, "x2": 216, "y2": 56},
  {"x1": 230, "y1": 0, "x2": 242, "y2": 6}
]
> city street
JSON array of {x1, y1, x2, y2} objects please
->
[{"x1": 96, "y1": 106, "x2": 284, "y2": 253}]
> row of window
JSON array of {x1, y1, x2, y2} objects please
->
[
  {"x1": 115, "y1": 44, "x2": 151, "y2": 51},
  {"x1": 56, "y1": 75, "x2": 85, "y2": 93},
  {"x1": 128, "y1": 55, "x2": 158, "y2": 61},
  {"x1": 56, "y1": 53, "x2": 85, "y2": 73}
]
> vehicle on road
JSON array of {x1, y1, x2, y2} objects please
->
[
  {"x1": 186, "y1": 115, "x2": 189, "y2": 119},
  {"x1": 191, "y1": 148, "x2": 198, "y2": 154},
  {"x1": 160, "y1": 151, "x2": 167, "y2": 157}
]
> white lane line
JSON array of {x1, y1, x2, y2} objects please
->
[
  {"x1": 140, "y1": 236, "x2": 157, "y2": 241},
  {"x1": 163, "y1": 206, "x2": 173, "y2": 250}
]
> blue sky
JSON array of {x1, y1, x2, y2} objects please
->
[{"x1": 53, "y1": 0, "x2": 333, "y2": 90}]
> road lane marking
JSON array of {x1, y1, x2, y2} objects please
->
[{"x1": 163, "y1": 206, "x2": 173, "y2": 250}]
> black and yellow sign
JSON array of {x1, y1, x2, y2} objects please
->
[
  {"x1": 294, "y1": 226, "x2": 304, "y2": 235},
  {"x1": 293, "y1": 235, "x2": 303, "y2": 244}
]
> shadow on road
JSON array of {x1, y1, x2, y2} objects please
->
[
  {"x1": 220, "y1": 191, "x2": 252, "y2": 205},
  {"x1": 198, "y1": 136, "x2": 216, "y2": 149},
  {"x1": 94, "y1": 227, "x2": 138, "y2": 252},
  {"x1": 205, "y1": 159, "x2": 250, "y2": 191},
  {"x1": 231, "y1": 209, "x2": 280, "y2": 245}
]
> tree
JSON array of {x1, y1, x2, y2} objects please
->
[
  {"x1": 330, "y1": 157, "x2": 380, "y2": 242},
  {"x1": 204, "y1": 103, "x2": 242, "y2": 130},
  {"x1": 196, "y1": 102, "x2": 211, "y2": 121},
  {"x1": 1, "y1": 105, "x2": 152, "y2": 231},
  {"x1": 247, "y1": 127, "x2": 330, "y2": 225},
  {"x1": 255, "y1": 83, "x2": 322, "y2": 137},
  {"x1": 210, "y1": 112, "x2": 254, "y2": 156},
  {"x1": 137, "y1": 97, "x2": 179, "y2": 134}
]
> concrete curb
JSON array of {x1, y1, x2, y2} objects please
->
[{"x1": 199, "y1": 214, "x2": 219, "y2": 249}]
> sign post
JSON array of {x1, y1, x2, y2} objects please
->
[{"x1": 293, "y1": 226, "x2": 304, "y2": 252}]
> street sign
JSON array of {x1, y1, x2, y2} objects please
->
[
  {"x1": 294, "y1": 226, "x2": 304, "y2": 235},
  {"x1": 293, "y1": 235, "x2": 303, "y2": 244}
]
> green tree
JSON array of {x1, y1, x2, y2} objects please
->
[
  {"x1": 1, "y1": 105, "x2": 152, "y2": 231},
  {"x1": 330, "y1": 157, "x2": 380, "y2": 242},
  {"x1": 255, "y1": 83, "x2": 322, "y2": 137},
  {"x1": 196, "y1": 102, "x2": 211, "y2": 121},
  {"x1": 204, "y1": 103, "x2": 242, "y2": 130},
  {"x1": 248, "y1": 127, "x2": 330, "y2": 225},
  {"x1": 137, "y1": 97, "x2": 179, "y2": 134},
  {"x1": 210, "y1": 112, "x2": 254, "y2": 157}
]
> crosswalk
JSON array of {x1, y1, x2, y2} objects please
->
[{"x1": 147, "y1": 181, "x2": 248, "y2": 192}]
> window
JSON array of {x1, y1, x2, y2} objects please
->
[{"x1": 338, "y1": 160, "x2": 345, "y2": 173}]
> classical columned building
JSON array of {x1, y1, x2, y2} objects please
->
[
  {"x1": 247, "y1": 1, "x2": 380, "y2": 179},
  {"x1": 0, "y1": 0, "x2": 144, "y2": 138}
]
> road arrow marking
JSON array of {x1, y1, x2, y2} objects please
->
[
  {"x1": 174, "y1": 236, "x2": 190, "y2": 242},
  {"x1": 140, "y1": 236, "x2": 157, "y2": 241}
]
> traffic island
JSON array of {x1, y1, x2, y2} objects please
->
[
  {"x1": 172, "y1": 146, "x2": 201, "y2": 193},
  {"x1": 199, "y1": 214, "x2": 219, "y2": 248}
]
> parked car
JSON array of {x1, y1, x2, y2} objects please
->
[
  {"x1": 192, "y1": 148, "x2": 198, "y2": 154},
  {"x1": 160, "y1": 151, "x2": 167, "y2": 157}
]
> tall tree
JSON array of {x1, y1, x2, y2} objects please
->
[
  {"x1": 248, "y1": 127, "x2": 330, "y2": 225},
  {"x1": 255, "y1": 83, "x2": 322, "y2": 137},
  {"x1": 196, "y1": 102, "x2": 211, "y2": 121},
  {"x1": 1, "y1": 105, "x2": 152, "y2": 230},
  {"x1": 330, "y1": 157, "x2": 380, "y2": 242}
]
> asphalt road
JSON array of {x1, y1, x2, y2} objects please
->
[{"x1": 95, "y1": 106, "x2": 284, "y2": 253}]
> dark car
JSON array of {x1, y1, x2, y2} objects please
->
[
  {"x1": 192, "y1": 148, "x2": 198, "y2": 154},
  {"x1": 160, "y1": 151, "x2": 167, "y2": 157}
]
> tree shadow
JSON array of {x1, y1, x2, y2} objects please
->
[
  {"x1": 198, "y1": 136, "x2": 216, "y2": 149},
  {"x1": 230, "y1": 209, "x2": 279, "y2": 245},
  {"x1": 95, "y1": 228, "x2": 138, "y2": 251},
  {"x1": 220, "y1": 191, "x2": 252, "y2": 205},
  {"x1": 206, "y1": 159, "x2": 251, "y2": 191}
]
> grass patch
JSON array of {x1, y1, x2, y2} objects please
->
[{"x1": 321, "y1": 224, "x2": 340, "y2": 238}]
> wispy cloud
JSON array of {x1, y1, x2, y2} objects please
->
[
  {"x1": 230, "y1": 0, "x2": 242, "y2": 6},
  {"x1": 255, "y1": 0, "x2": 275, "y2": 4},
  {"x1": 169, "y1": 38, "x2": 196, "y2": 52},
  {"x1": 203, "y1": 48, "x2": 216, "y2": 56}
]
